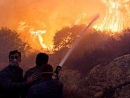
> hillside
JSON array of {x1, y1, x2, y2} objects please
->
[{"x1": 85, "y1": 54, "x2": 130, "y2": 98}]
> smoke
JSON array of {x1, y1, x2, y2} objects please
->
[
  {"x1": 0, "y1": 0, "x2": 103, "y2": 27},
  {"x1": 0, "y1": 0, "x2": 105, "y2": 51}
]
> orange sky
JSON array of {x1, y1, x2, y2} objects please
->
[{"x1": 0, "y1": 0, "x2": 105, "y2": 50}]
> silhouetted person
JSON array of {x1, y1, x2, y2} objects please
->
[
  {"x1": 0, "y1": 50, "x2": 35, "y2": 98},
  {"x1": 24, "y1": 52, "x2": 49, "y2": 84},
  {"x1": 22, "y1": 53, "x2": 49, "y2": 98},
  {"x1": 27, "y1": 64, "x2": 63, "y2": 98}
]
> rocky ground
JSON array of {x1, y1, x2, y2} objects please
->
[{"x1": 85, "y1": 54, "x2": 130, "y2": 98}]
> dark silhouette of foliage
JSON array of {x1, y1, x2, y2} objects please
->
[
  {"x1": 53, "y1": 24, "x2": 86, "y2": 51},
  {"x1": 0, "y1": 27, "x2": 30, "y2": 63}
]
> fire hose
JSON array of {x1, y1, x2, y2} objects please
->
[{"x1": 53, "y1": 14, "x2": 99, "y2": 80}]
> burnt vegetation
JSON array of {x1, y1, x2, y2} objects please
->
[{"x1": 53, "y1": 25, "x2": 130, "y2": 74}]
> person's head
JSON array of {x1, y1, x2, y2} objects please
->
[
  {"x1": 40, "y1": 64, "x2": 53, "y2": 79},
  {"x1": 8, "y1": 50, "x2": 21, "y2": 67},
  {"x1": 9, "y1": 50, "x2": 21, "y2": 63},
  {"x1": 35, "y1": 53, "x2": 49, "y2": 66}
]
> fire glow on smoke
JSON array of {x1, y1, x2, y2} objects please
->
[
  {"x1": 0, "y1": 0, "x2": 130, "y2": 52},
  {"x1": 94, "y1": 0, "x2": 130, "y2": 32}
]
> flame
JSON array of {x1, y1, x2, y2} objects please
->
[
  {"x1": 29, "y1": 28, "x2": 54, "y2": 53},
  {"x1": 94, "y1": 0, "x2": 130, "y2": 33},
  {"x1": 17, "y1": 20, "x2": 54, "y2": 53},
  {"x1": 30, "y1": 28, "x2": 47, "y2": 49},
  {"x1": 1, "y1": 0, "x2": 130, "y2": 53},
  {"x1": 16, "y1": 0, "x2": 130, "y2": 53},
  {"x1": 16, "y1": 13, "x2": 89, "y2": 53}
]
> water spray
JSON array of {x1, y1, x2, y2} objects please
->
[{"x1": 53, "y1": 14, "x2": 99, "y2": 80}]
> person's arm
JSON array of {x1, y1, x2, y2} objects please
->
[
  {"x1": 0, "y1": 72, "x2": 36, "y2": 91},
  {"x1": 0, "y1": 72, "x2": 27, "y2": 91},
  {"x1": 24, "y1": 70, "x2": 35, "y2": 82},
  {"x1": 21, "y1": 72, "x2": 37, "y2": 98}
]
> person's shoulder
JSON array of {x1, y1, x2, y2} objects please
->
[
  {"x1": 27, "y1": 84, "x2": 38, "y2": 97},
  {"x1": 53, "y1": 79, "x2": 63, "y2": 87},
  {"x1": 24, "y1": 66, "x2": 39, "y2": 77},
  {"x1": 29, "y1": 83, "x2": 40, "y2": 92},
  {"x1": 27, "y1": 83, "x2": 46, "y2": 98},
  {"x1": 48, "y1": 79, "x2": 63, "y2": 86},
  {"x1": 0, "y1": 65, "x2": 10, "y2": 72},
  {"x1": 25, "y1": 66, "x2": 36, "y2": 73},
  {"x1": 0, "y1": 65, "x2": 11, "y2": 77},
  {"x1": 26, "y1": 66, "x2": 41, "y2": 73}
]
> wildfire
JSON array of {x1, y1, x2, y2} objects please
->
[
  {"x1": 30, "y1": 28, "x2": 47, "y2": 48},
  {"x1": 29, "y1": 28, "x2": 54, "y2": 53},
  {"x1": 17, "y1": 20, "x2": 54, "y2": 53},
  {"x1": 15, "y1": 0, "x2": 130, "y2": 53},
  {"x1": 94, "y1": 0, "x2": 130, "y2": 33}
]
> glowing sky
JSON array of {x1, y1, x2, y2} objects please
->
[{"x1": 0, "y1": 0, "x2": 105, "y2": 50}]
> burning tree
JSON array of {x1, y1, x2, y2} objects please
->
[{"x1": 53, "y1": 24, "x2": 86, "y2": 51}]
